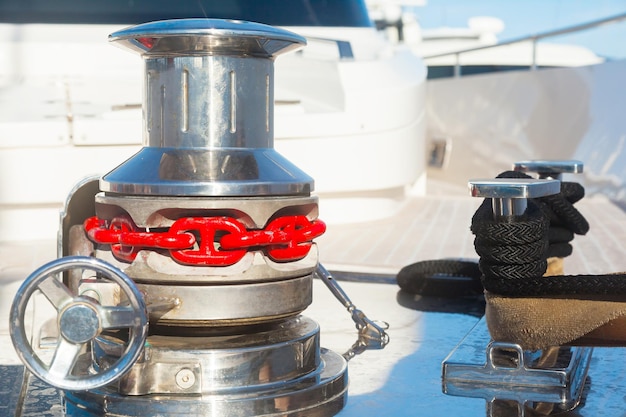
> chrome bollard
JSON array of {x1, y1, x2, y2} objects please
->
[
  {"x1": 441, "y1": 176, "x2": 591, "y2": 416},
  {"x1": 513, "y1": 159, "x2": 583, "y2": 180},
  {"x1": 469, "y1": 177, "x2": 560, "y2": 217}
]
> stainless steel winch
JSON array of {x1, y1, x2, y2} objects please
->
[{"x1": 9, "y1": 19, "x2": 387, "y2": 417}]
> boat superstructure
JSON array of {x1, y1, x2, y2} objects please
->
[
  {"x1": 0, "y1": 0, "x2": 426, "y2": 243},
  {"x1": 368, "y1": 3, "x2": 614, "y2": 78}
]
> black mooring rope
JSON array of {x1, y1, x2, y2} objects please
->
[
  {"x1": 396, "y1": 259, "x2": 483, "y2": 296},
  {"x1": 396, "y1": 171, "x2": 620, "y2": 298},
  {"x1": 495, "y1": 170, "x2": 589, "y2": 258},
  {"x1": 472, "y1": 198, "x2": 549, "y2": 280}
]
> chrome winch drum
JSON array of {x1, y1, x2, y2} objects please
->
[{"x1": 9, "y1": 19, "x2": 350, "y2": 417}]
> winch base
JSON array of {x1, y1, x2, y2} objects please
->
[{"x1": 64, "y1": 349, "x2": 347, "y2": 417}]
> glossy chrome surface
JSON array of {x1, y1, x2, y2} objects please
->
[
  {"x1": 513, "y1": 159, "x2": 584, "y2": 180},
  {"x1": 93, "y1": 316, "x2": 321, "y2": 395},
  {"x1": 133, "y1": 276, "x2": 313, "y2": 325},
  {"x1": 93, "y1": 193, "x2": 319, "y2": 228},
  {"x1": 108, "y1": 19, "x2": 307, "y2": 57},
  {"x1": 102, "y1": 19, "x2": 313, "y2": 196},
  {"x1": 58, "y1": 175, "x2": 100, "y2": 258},
  {"x1": 468, "y1": 178, "x2": 561, "y2": 199},
  {"x1": 7, "y1": 18, "x2": 353, "y2": 417},
  {"x1": 469, "y1": 178, "x2": 560, "y2": 217},
  {"x1": 9, "y1": 256, "x2": 148, "y2": 391},
  {"x1": 102, "y1": 148, "x2": 313, "y2": 196},
  {"x1": 64, "y1": 348, "x2": 347, "y2": 417},
  {"x1": 443, "y1": 318, "x2": 592, "y2": 412}
]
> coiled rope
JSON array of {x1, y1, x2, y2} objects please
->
[{"x1": 397, "y1": 171, "x2": 615, "y2": 298}]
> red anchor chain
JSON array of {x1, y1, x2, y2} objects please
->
[{"x1": 84, "y1": 214, "x2": 325, "y2": 266}]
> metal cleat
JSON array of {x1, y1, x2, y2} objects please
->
[
  {"x1": 443, "y1": 317, "x2": 592, "y2": 417},
  {"x1": 513, "y1": 159, "x2": 586, "y2": 275},
  {"x1": 469, "y1": 177, "x2": 560, "y2": 217},
  {"x1": 513, "y1": 159, "x2": 584, "y2": 180},
  {"x1": 442, "y1": 177, "x2": 592, "y2": 416}
]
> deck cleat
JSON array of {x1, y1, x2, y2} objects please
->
[
  {"x1": 469, "y1": 177, "x2": 560, "y2": 217},
  {"x1": 8, "y1": 19, "x2": 369, "y2": 417},
  {"x1": 513, "y1": 159, "x2": 585, "y2": 276},
  {"x1": 513, "y1": 159, "x2": 584, "y2": 180},
  {"x1": 442, "y1": 177, "x2": 592, "y2": 415},
  {"x1": 443, "y1": 317, "x2": 592, "y2": 416}
]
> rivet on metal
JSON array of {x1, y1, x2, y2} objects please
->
[{"x1": 175, "y1": 368, "x2": 196, "y2": 390}]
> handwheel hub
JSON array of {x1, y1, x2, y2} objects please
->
[{"x1": 59, "y1": 302, "x2": 101, "y2": 344}]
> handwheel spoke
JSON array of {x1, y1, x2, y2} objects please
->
[
  {"x1": 100, "y1": 306, "x2": 138, "y2": 329},
  {"x1": 11, "y1": 256, "x2": 148, "y2": 391},
  {"x1": 38, "y1": 278, "x2": 74, "y2": 311},
  {"x1": 48, "y1": 338, "x2": 83, "y2": 379}
]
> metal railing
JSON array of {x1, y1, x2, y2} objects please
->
[
  {"x1": 303, "y1": 36, "x2": 354, "y2": 60},
  {"x1": 422, "y1": 12, "x2": 626, "y2": 77}
]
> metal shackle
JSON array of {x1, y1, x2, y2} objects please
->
[
  {"x1": 513, "y1": 159, "x2": 584, "y2": 180},
  {"x1": 469, "y1": 178, "x2": 561, "y2": 218}
]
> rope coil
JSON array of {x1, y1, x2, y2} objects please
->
[
  {"x1": 396, "y1": 171, "x2": 625, "y2": 299},
  {"x1": 472, "y1": 198, "x2": 550, "y2": 294}
]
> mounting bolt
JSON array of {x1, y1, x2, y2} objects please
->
[
  {"x1": 469, "y1": 178, "x2": 560, "y2": 218},
  {"x1": 175, "y1": 368, "x2": 196, "y2": 390},
  {"x1": 513, "y1": 159, "x2": 583, "y2": 180}
]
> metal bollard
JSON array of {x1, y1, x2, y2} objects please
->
[
  {"x1": 469, "y1": 178, "x2": 561, "y2": 218},
  {"x1": 513, "y1": 159, "x2": 583, "y2": 180},
  {"x1": 512, "y1": 160, "x2": 585, "y2": 276},
  {"x1": 441, "y1": 176, "x2": 593, "y2": 413}
]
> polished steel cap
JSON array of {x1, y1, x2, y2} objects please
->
[
  {"x1": 102, "y1": 19, "x2": 313, "y2": 196},
  {"x1": 513, "y1": 159, "x2": 584, "y2": 179},
  {"x1": 469, "y1": 178, "x2": 560, "y2": 217},
  {"x1": 468, "y1": 178, "x2": 561, "y2": 199},
  {"x1": 108, "y1": 18, "x2": 306, "y2": 57}
]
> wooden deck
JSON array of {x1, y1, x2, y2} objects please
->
[{"x1": 318, "y1": 189, "x2": 626, "y2": 277}]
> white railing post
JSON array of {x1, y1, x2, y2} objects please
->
[{"x1": 531, "y1": 37, "x2": 538, "y2": 70}]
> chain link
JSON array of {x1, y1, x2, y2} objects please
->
[{"x1": 84, "y1": 214, "x2": 325, "y2": 266}]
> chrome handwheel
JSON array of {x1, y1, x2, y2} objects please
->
[{"x1": 10, "y1": 256, "x2": 148, "y2": 391}]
